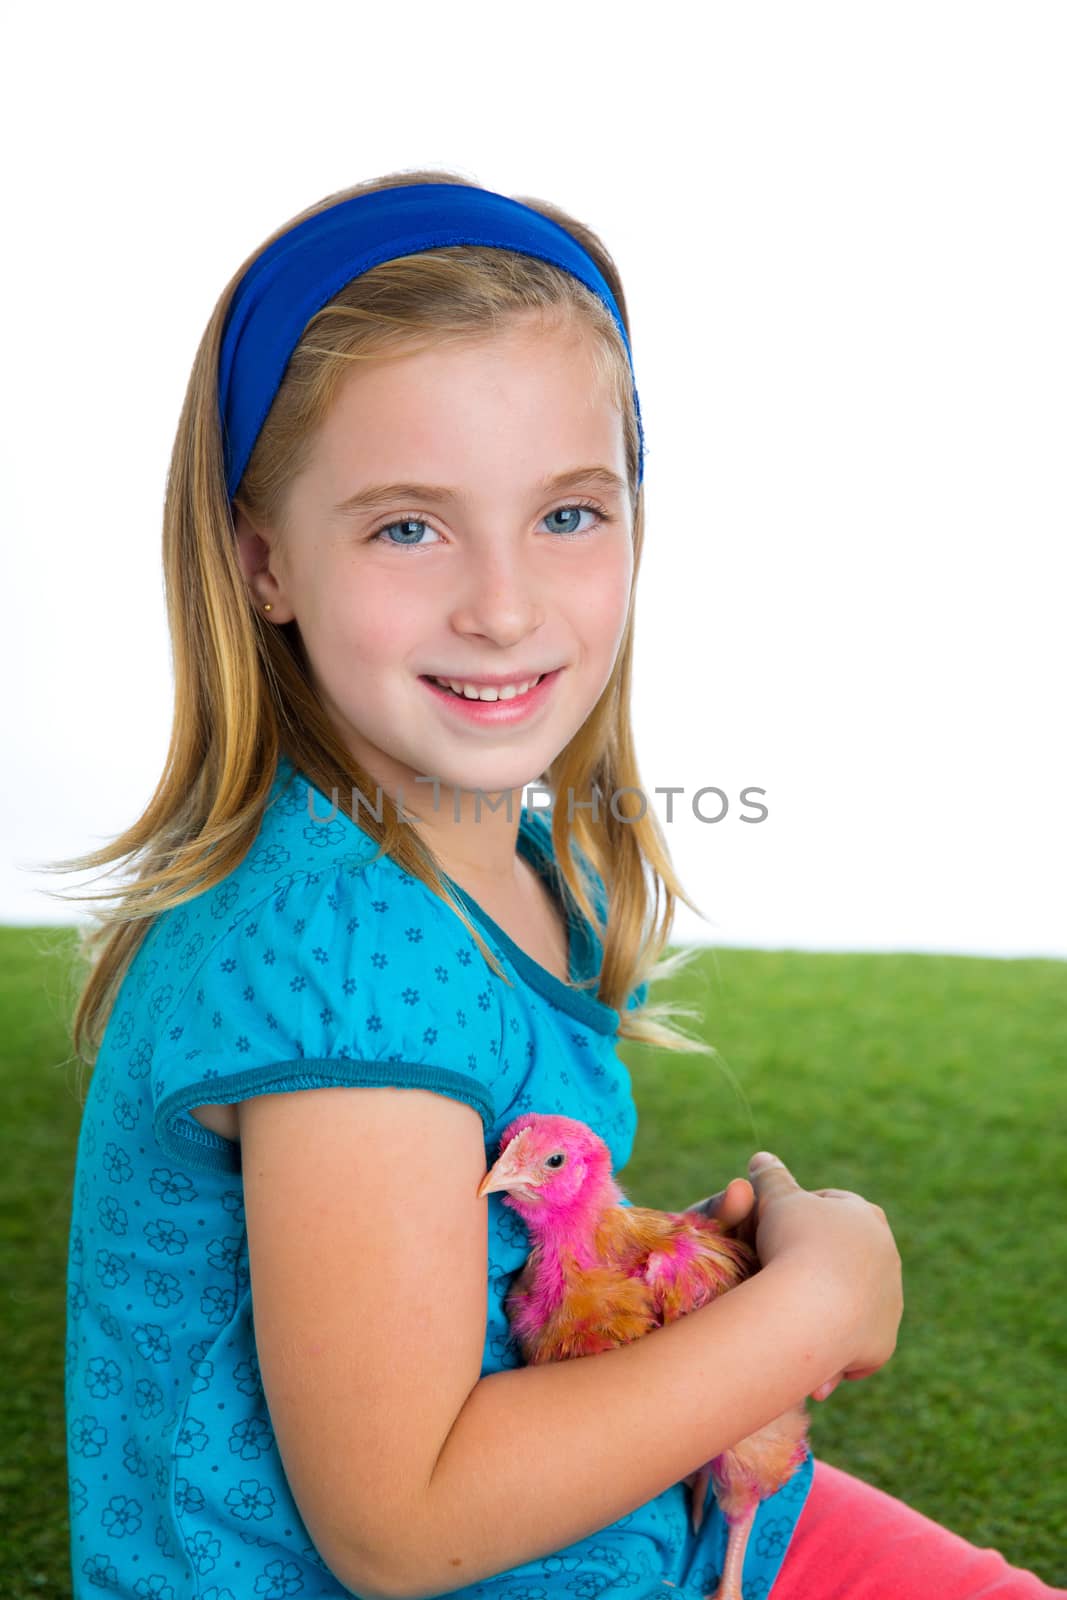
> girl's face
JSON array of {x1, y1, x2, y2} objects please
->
[{"x1": 237, "y1": 310, "x2": 634, "y2": 841}]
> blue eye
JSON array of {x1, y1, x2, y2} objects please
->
[
  {"x1": 367, "y1": 500, "x2": 611, "y2": 549},
  {"x1": 542, "y1": 502, "x2": 606, "y2": 536},
  {"x1": 369, "y1": 518, "x2": 439, "y2": 548}
]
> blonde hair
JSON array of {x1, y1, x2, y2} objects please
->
[{"x1": 42, "y1": 166, "x2": 718, "y2": 1078}]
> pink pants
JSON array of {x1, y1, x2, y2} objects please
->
[{"x1": 772, "y1": 1460, "x2": 1066, "y2": 1599}]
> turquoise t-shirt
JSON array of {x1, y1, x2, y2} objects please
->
[{"x1": 65, "y1": 753, "x2": 812, "y2": 1599}]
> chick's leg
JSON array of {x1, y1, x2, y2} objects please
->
[
  {"x1": 703, "y1": 1505, "x2": 756, "y2": 1600},
  {"x1": 703, "y1": 1408, "x2": 809, "y2": 1597}
]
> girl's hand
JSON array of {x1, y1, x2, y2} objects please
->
[
  {"x1": 808, "y1": 1361, "x2": 884, "y2": 1401},
  {"x1": 684, "y1": 1177, "x2": 757, "y2": 1247},
  {"x1": 806, "y1": 1179, "x2": 893, "y2": 1401},
  {"x1": 747, "y1": 1152, "x2": 903, "y2": 1387}
]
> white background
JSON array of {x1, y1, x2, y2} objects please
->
[{"x1": 3, "y1": 1, "x2": 1064, "y2": 957}]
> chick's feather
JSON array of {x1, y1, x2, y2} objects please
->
[{"x1": 507, "y1": 1200, "x2": 756, "y2": 1363}]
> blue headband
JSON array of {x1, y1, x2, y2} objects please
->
[{"x1": 218, "y1": 181, "x2": 644, "y2": 501}]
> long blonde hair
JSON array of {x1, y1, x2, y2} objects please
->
[{"x1": 42, "y1": 167, "x2": 717, "y2": 1076}]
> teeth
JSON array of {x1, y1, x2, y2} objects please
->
[{"x1": 434, "y1": 675, "x2": 543, "y2": 702}]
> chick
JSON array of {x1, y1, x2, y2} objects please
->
[{"x1": 477, "y1": 1112, "x2": 809, "y2": 1600}]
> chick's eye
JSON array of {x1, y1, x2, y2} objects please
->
[{"x1": 544, "y1": 1152, "x2": 566, "y2": 1170}]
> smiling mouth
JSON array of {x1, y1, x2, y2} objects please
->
[{"x1": 420, "y1": 674, "x2": 548, "y2": 703}]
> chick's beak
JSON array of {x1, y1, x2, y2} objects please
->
[{"x1": 476, "y1": 1146, "x2": 538, "y2": 1199}]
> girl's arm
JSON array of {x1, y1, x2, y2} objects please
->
[
  {"x1": 414, "y1": 1253, "x2": 858, "y2": 1599},
  {"x1": 239, "y1": 1091, "x2": 900, "y2": 1600},
  {"x1": 415, "y1": 1149, "x2": 901, "y2": 1599}
]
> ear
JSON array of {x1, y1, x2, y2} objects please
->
[{"x1": 233, "y1": 505, "x2": 294, "y2": 623}]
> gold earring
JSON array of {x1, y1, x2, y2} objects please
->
[{"x1": 263, "y1": 604, "x2": 272, "y2": 613}]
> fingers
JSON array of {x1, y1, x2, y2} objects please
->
[
  {"x1": 810, "y1": 1374, "x2": 842, "y2": 1401},
  {"x1": 747, "y1": 1156, "x2": 889, "y2": 1231},
  {"x1": 686, "y1": 1178, "x2": 756, "y2": 1232},
  {"x1": 813, "y1": 1187, "x2": 888, "y2": 1223},
  {"x1": 747, "y1": 1152, "x2": 800, "y2": 1210},
  {"x1": 748, "y1": 1153, "x2": 797, "y2": 1181},
  {"x1": 714, "y1": 1177, "x2": 755, "y2": 1229},
  {"x1": 810, "y1": 1360, "x2": 885, "y2": 1402}
]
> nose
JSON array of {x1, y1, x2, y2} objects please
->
[{"x1": 447, "y1": 542, "x2": 546, "y2": 646}]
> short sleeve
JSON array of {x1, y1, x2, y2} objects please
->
[{"x1": 148, "y1": 858, "x2": 506, "y2": 1173}]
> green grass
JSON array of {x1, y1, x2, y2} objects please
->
[
  {"x1": 3, "y1": 929, "x2": 1065, "y2": 1594},
  {"x1": 619, "y1": 946, "x2": 1067, "y2": 1587}
]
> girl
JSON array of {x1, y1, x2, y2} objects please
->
[{"x1": 57, "y1": 170, "x2": 1062, "y2": 1600}]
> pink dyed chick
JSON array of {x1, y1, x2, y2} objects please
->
[{"x1": 477, "y1": 1112, "x2": 809, "y2": 1600}]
